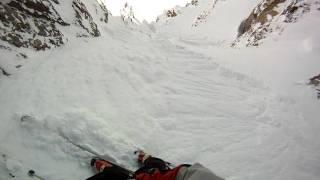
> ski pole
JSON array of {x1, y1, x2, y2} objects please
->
[{"x1": 28, "y1": 170, "x2": 45, "y2": 180}]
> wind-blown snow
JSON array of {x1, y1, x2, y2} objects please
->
[{"x1": 0, "y1": 1, "x2": 320, "y2": 180}]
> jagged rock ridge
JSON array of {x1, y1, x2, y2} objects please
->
[
  {"x1": 72, "y1": 0, "x2": 100, "y2": 37},
  {"x1": 155, "y1": 0, "x2": 214, "y2": 24},
  {"x1": 234, "y1": 0, "x2": 316, "y2": 46},
  {"x1": 0, "y1": 0, "x2": 68, "y2": 50},
  {"x1": 192, "y1": 0, "x2": 218, "y2": 27},
  {"x1": 0, "y1": 0, "x2": 109, "y2": 51}
]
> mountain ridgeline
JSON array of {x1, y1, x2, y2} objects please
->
[
  {"x1": 0, "y1": 0, "x2": 318, "y2": 52},
  {"x1": 155, "y1": 0, "x2": 317, "y2": 47}
]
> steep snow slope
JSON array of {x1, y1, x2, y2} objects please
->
[
  {"x1": 154, "y1": 0, "x2": 260, "y2": 44},
  {"x1": 164, "y1": 2, "x2": 320, "y2": 179},
  {"x1": 1, "y1": 1, "x2": 320, "y2": 180}
]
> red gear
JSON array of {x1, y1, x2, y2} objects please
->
[
  {"x1": 135, "y1": 165, "x2": 184, "y2": 180},
  {"x1": 93, "y1": 159, "x2": 113, "y2": 172}
]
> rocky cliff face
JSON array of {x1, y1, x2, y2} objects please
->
[
  {"x1": 0, "y1": 0, "x2": 109, "y2": 51},
  {"x1": 233, "y1": 0, "x2": 318, "y2": 46},
  {"x1": 0, "y1": 0, "x2": 67, "y2": 50}
]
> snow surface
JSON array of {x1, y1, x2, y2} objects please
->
[
  {"x1": 155, "y1": 0, "x2": 261, "y2": 44},
  {"x1": 1, "y1": 0, "x2": 320, "y2": 180}
]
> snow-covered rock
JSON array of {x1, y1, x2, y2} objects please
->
[
  {"x1": 120, "y1": 2, "x2": 140, "y2": 24},
  {"x1": 0, "y1": 0, "x2": 109, "y2": 51},
  {"x1": 233, "y1": 0, "x2": 318, "y2": 47}
]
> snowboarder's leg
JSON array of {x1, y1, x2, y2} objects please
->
[
  {"x1": 87, "y1": 159, "x2": 132, "y2": 180},
  {"x1": 86, "y1": 167, "x2": 130, "y2": 180}
]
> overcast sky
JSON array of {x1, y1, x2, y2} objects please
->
[{"x1": 103, "y1": 0, "x2": 190, "y2": 22}]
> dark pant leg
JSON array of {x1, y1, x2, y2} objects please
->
[
  {"x1": 87, "y1": 166, "x2": 130, "y2": 180},
  {"x1": 144, "y1": 157, "x2": 168, "y2": 171},
  {"x1": 135, "y1": 157, "x2": 169, "y2": 175}
]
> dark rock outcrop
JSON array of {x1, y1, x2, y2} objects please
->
[
  {"x1": 0, "y1": 0, "x2": 69, "y2": 50},
  {"x1": 0, "y1": 66, "x2": 11, "y2": 76},
  {"x1": 309, "y1": 74, "x2": 320, "y2": 86},
  {"x1": 72, "y1": 0, "x2": 100, "y2": 37},
  {"x1": 191, "y1": 0, "x2": 199, "y2": 6},
  {"x1": 0, "y1": 0, "x2": 110, "y2": 50},
  {"x1": 166, "y1": 9, "x2": 178, "y2": 18},
  {"x1": 309, "y1": 74, "x2": 320, "y2": 99},
  {"x1": 98, "y1": 2, "x2": 109, "y2": 23}
]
